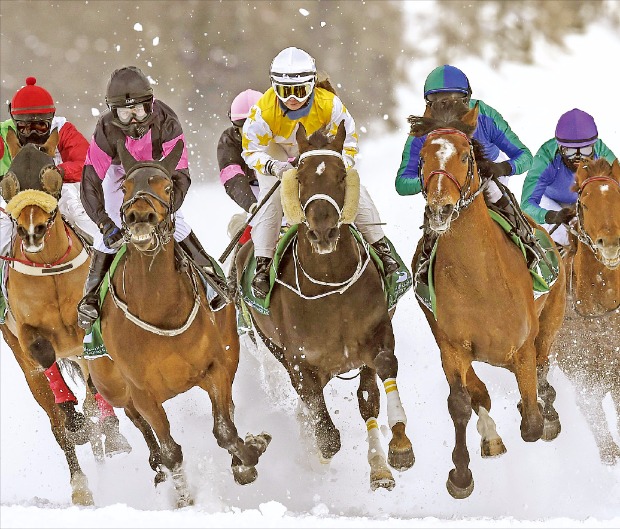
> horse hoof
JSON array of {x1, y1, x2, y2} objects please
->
[
  {"x1": 72, "y1": 488, "x2": 95, "y2": 506},
  {"x1": 541, "y1": 419, "x2": 561, "y2": 442},
  {"x1": 245, "y1": 432, "x2": 271, "y2": 457},
  {"x1": 176, "y1": 494, "x2": 194, "y2": 508},
  {"x1": 370, "y1": 476, "x2": 396, "y2": 492},
  {"x1": 104, "y1": 434, "x2": 133, "y2": 457},
  {"x1": 446, "y1": 469, "x2": 474, "y2": 499},
  {"x1": 387, "y1": 447, "x2": 415, "y2": 471},
  {"x1": 480, "y1": 438, "x2": 507, "y2": 458},
  {"x1": 370, "y1": 461, "x2": 395, "y2": 491},
  {"x1": 599, "y1": 443, "x2": 620, "y2": 466},
  {"x1": 154, "y1": 470, "x2": 167, "y2": 486},
  {"x1": 232, "y1": 464, "x2": 258, "y2": 485}
]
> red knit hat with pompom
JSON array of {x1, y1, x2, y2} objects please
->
[{"x1": 10, "y1": 77, "x2": 56, "y2": 116}]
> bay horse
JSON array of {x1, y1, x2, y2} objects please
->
[
  {"x1": 553, "y1": 158, "x2": 620, "y2": 465},
  {"x1": 0, "y1": 138, "x2": 130, "y2": 506},
  {"x1": 87, "y1": 139, "x2": 270, "y2": 508},
  {"x1": 409, "y1": 102, "x2": 566, "y2": 498},
  {"x1": 236, "y1": 122, "x2": 414, "y2": 491}
]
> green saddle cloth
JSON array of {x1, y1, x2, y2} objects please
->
[
  {"x1": 415, "y1": 210, "x2": 561, "y2": 319},
  {"x1": 0, "y1": 263, "x2": 6, "y2": 325},
  {"x1": 240, "y1": 225, "x2": 413, "y2": 316},
  {"x1": 83, "y1": 245, "x2": 227, "y2": 359}
]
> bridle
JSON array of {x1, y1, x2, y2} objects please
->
[{"x1": 418, "y1": 128, "x2": 488, "y2": 216}]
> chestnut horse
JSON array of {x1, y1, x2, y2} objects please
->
[
  {"x1": 87, "y1": 139, "x2": 270, "y2": 508},
  {"x1": 0, "y1": 139, "x2": 130, "y2": 506},
  {"x1": 553, "y1": 158, "x2": 620, "y2": 465},
  {"x1": 236, "y1": 123, "x2": 414, "y2": 491},
  {"x1": 409, "y1": 103, "x2": 566, "y2": 498}
]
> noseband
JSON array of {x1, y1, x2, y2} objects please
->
[{"x1": 297, "y1": 149, "x2": 345, "y2": 227}]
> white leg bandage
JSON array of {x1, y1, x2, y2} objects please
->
[
  {"x1": 384, "y1": 378, "x2": 407, "y2": 429},
  {"x1": 366, "y1": 417, "x2": 386, "y2": 462}
]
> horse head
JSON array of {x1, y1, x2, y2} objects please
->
[
  {"x1": 574, "y1": 158, "x2": 620, "y2": 269},
  {"x1": 282, "y1": 121, "x2": 359, "y2": 254},
  {"x1": 117, "y1": 140, "x2": 184, "y2": 252},
  {"x1": 410, "y1": 101, "x2": 479, "y2": 234},
  {"x1": 0, "y1": 144, "x2": 63, "y2": 252}
]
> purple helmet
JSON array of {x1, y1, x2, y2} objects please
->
[{"x1": 555, "y1": 108, "x2": 598, "y2": 148}]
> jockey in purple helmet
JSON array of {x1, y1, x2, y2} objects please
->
[
  {"x1": 395, "y1": 64, "x2": 536, "y2": 287},
  {"x1": 521, "y1": 108, "x2": 617, "y2": 247}
]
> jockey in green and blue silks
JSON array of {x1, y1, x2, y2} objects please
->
[
  {"x1": 520, "y1": 108, "x2": 617, "y2": 246},
  {"x1": 395, "y1": 64, "x2": 533, "y2": 198}
]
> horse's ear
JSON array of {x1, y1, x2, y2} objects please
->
[
  {"x1": 573, "y1": 159, "x2": 589, "y2": 189},
  {"x1": 462, "y1": 101, "x2": 479, "y2": 130},
  {"x1": 162, "y1": 140, "x2": 184, "y2": 175},
  {"x1": 611, "y1": 158, "x2": 620, "y2": 183},
  {"x1": 40, "y1": 165, "x2": 63, "y2": 197},
  {"x1": 0, "y1": 171, "x2": 20, "y2": 202},
  {"x1": 6, "y1": 128, "x2": 21, "y2": 159},
  {"x1": 331, "y1": 121, "x2": 346, "y2": 153},
  {"x1": 40, "y1": 129, "x2": 60, "y2": 157},
  {"x1": 296, "y1": 123, "x2": 310, "y2": 153},
  {"x1": 117, "y1": 139, "x2": 138, "y2": 173}
]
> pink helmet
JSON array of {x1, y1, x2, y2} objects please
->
[{"x1": 229, "y1": 89, "x2": 262, "y2": 122}]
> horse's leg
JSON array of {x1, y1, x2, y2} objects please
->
[
  {"x1": 574, "y1": 384, "x2": 620, "y2": 465},
  {"x1": 441, "y1": 343, "x2": 474, "y2": 499},
  {"x1": 536, "y1": 363, "x2": 561, "y2": 441},
  {"x1": 513, "y1": 342, "x2": 544, "y2": 442},
  {"x1": 466, "y1": 366, "x2": 506, "y2": 458},
  {"x1": 198, "y1": 364, "x2": 270, "y2": 486},
  {"x1": 130, "y1": 392, "x2": 193, "y2": 508},
  {"x1": 356, "y1": 366, "x2": 395, "y2": 491},
  {"x1": 373, "y1": 344, "x2": 414, "y2": 471},
  {"x1": 2, "y1": 329, "x2": 94, "y2": 505},
  {"x1": 122, "y1": 402, "x2": 167, "y2": 484}
]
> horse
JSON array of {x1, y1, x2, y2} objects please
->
[
  {"x1": 236, "y1": 122, "x2": 414, "y2": 491},
  {"x1": 408, "y1": 102, "x2": 567, "y2": 498},
  {"x1": 86, "y1": 139, "x2": 270, "y2": 508},
  {"x1": 553, "y1": 157, "x2": 620, "y2": 465},
  {"x1": 0, "y1": 138, "x2": 130, "y2": 506}
]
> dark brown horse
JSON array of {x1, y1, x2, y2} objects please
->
[
  {"x1": 553, "y1": 158, "x2": 620, "y2": 465},
  {"x1": 236, "y1": 123, "x2": 414, "y2": 491},
  {"x1": 87, "y1": 140, "x2": 270, "y2": 508},
  {"x1": 0, "y1": 138, "x2": 130, "y2": 506},
  {"x1": 409, "y1": 103, "x2": 566, "y2": 498}
]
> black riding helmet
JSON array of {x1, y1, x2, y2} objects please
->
[{"x1": 106, "y1": 66, "x2": 154, "y2": 139}]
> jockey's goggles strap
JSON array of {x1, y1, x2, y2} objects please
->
[{"x1": 298, "y1": 149, "x2": 344, "y2": 163}]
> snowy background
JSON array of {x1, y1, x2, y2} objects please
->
[{"x1": 1, "y1": 3, "x2": 620, "y2": 528}]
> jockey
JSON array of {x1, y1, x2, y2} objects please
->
[
  {"x1": 0, "y1": 77, "x2": 98, "y2": 257},
  {"x1": 521, "y1": 108, "x2": 617, "y2": 247},
  {"x1": 395, "y1": 64, "x2": 535, "y2": 285},
  {"x1": 242, "y1": 46, "x2": 400, "y2": 299},
  {"x1": 77, "y1": 66, "x2": 230, "y2": 331},
  {"x1": 218, "y1": 89, "x2": 262, "y2": 215}
]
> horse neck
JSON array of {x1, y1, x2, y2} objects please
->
[{"x1": 572, "y1": 242, "x2": 620, "y2": 313}]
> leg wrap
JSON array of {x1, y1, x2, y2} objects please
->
[
  {"x1": 95, "y1": 393, "x2": 116, "y2": 419},
  {"x1": 366, "y1": 418, "x2": 387, "y2": 462},
  {"x1": 44, "y1": 362, "x2": 78, "y2": 404},
  {"x1": 384, "y1": 378, "x2": 407, "y2": 428}
]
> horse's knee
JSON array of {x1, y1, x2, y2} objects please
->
[
  {"x1": 374, "y1": 350, "x2": 398, "y2": 379},
  {"x1": 448, "y1": 382, "x2": 471, "y2": 424},
  {"x1": 28, "y1": 337, "x2": 55, "y2": 369}
]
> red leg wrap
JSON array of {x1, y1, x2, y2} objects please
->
[
  {"x1": 43, "y1": 362, "x2": 78, "y2": 404},
  {"x1": 95, "y1": 393, "x2": 116, "y2": 419}
]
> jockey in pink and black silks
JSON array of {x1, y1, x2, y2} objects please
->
[
  {"x1": 77, "y1": 66, "x2": 230, "y2": 332},
  {"x1": 520, "y1": 108, "x2": 617, "y2": 247}
]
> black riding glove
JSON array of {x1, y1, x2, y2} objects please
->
[
  {"x1": 100, "y1": 219, "x2": 124, "y2": 250},
  {"x1": 477, "y1": 160, "x2": 512, "y2": 180},
  {"x1": 545, "y1": 207, "x2": 575, "y2": 225}
]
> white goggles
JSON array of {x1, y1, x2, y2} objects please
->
[{"x1": 272, "y1": 81, "x2": 314, "y2": 103}]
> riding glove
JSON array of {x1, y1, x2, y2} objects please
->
[
  {"x1": 477, "y1": 160, "x2": 512, "y2": 179},
  {"x1": 265, "y1": 160, "x2": 294, "y2": 179},
  {"x1": 100, "y1": 219, "x2": 124, "y2": 250},
  {"x1": 545, "y1": 207, "x2": 575, "y2": 225}
]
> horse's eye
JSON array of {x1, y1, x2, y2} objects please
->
[
  {"x1": 164, "y1": 185, "x2": 172, "y2": 195},
  {"x1": 461, "y1": 153, "x2": 468, "y2": 163}
]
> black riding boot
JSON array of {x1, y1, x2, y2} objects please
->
[
  {"x1": 179, "y1": 231, "x2": 230, "y2": 311},
  {"x1": 371, "y1": 237, "x2": 400, "y2": 275},
  {"x1": 489, "y1": 194, "x2": 545, "y2": 269},
  {"x1": 415, "y1": 222, "x2": 438, "y2": 288},
  {"x1": 252, "y1": 257, "x2": 272, "y2": 299},
  {"x1": 77, "y1": 250, "x2": 116, "y2": 330}
]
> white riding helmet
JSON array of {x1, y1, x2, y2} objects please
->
[{"x1": 270, "y1": 47, "x2": 316, "y2": 102}]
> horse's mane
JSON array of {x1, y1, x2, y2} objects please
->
[
  {"x1": 316, "y1": 71, "x2": 337, "y2": 95},
  {"x1": 572, "y1": 158, "x2": 613, "y2": 192},
  {"x1": 306, "y1": 126, "x2": 333, "y2": 149},
  {"x1": 407, "y1": 99, "x2": 474, "y2": 138}
]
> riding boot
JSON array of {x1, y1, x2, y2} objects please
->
[
  {"x1": 252, "y1": 257, "x2": 272, "y2": 299},
  {"x1": 179, "y1": 231, "x2": 230, "y2": 311},
  {"x1": 370, "y1": 237, "x2": 400, "y2": 276},
  {"x1": 488, "y1": 194, "x2": 545, "y2": 269},
  {"x1": 415, "y1": 223, "x2": 438, "y2": 288},
  {"x1": 77, "y1": 250, "x2": 116, "y2": 330}
]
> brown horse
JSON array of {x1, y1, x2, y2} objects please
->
[
  {"x1": 553, "y1": 158, "x2": 620, "y2": 465},
  {"x1": 409, "y1": 103, "x2": 566, "y2": 498},
  {"x1": 236, "y1": 123, "x2": 414, "y2": 491},
  {"x1": 87, "y1": 139, "x2": 270, "y2": 508},
  {"x1": 0, "y1": 138, "x2": 130, "y2": 506}
]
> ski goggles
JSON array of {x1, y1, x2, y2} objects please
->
[
  {"x1": 15, "y1": 119, "x2": 52, "y2": 137},
  {"x1": 272, "y1": 81, "x2": 314, "y2": 103},
  {"x1": 560, "y1": 144, "x2": 594, "y2": 159},
  {"x1": 114, "y1": 102, "x2": 151, "y2": 124}
]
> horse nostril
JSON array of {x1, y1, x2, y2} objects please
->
[
  {"x1": 327, "y1": 227, "x2": 339, "y2": 240},
  {"x1": 126, "y1": 212, "x2": 136, "y2": 224},
  {"x1": 307, "y1": 230, "x2": 319, "y2": 243},
  {"x1": 16, "y1": 226, "x2": 27, "y2": 238},
  {"x1": 35, "y1": 225, "x2": 47, "y2": 238},
  {"x1": 147, "y1": 212, "x2": 158, "y2": 224},
  {"x1": 441, "y1": 204, "x2": 453, "y2": 217}
]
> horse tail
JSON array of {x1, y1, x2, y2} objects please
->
[{"x1": 57, "y1": 358, "x2": 85, "y2": 386}]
